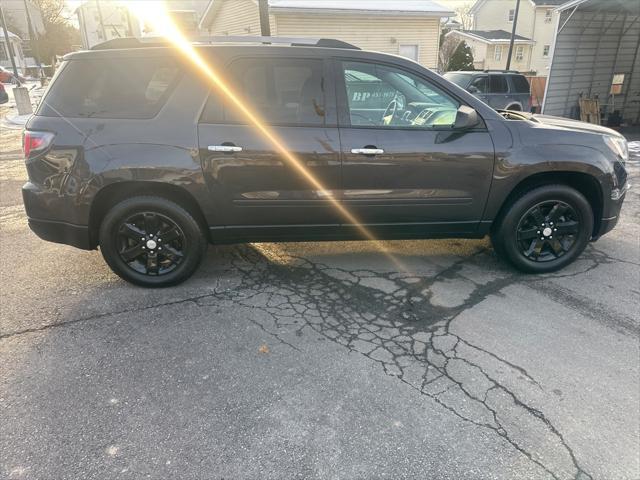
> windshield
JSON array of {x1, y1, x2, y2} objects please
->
[{"x1": 443, "y1": 73, "x2": 471, "y2": 88}]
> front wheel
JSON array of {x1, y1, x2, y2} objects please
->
[
  {"x1": 492, "y1": 185, "x2": 593, "y2": 273},
  {"x1": 99, "y1": 196, "x2": 207, "y2": 287}
]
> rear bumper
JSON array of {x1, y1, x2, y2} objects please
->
[{"x1": 27, "y1": 217, "x2": 92, "y2": 250}]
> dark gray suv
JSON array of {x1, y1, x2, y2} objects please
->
[
  {"x1": 444, "y1": 70, "x2": 531, "y2": 111},
  {"x1": 22, "y1": 37, "x2": 629, "y2": 287}
]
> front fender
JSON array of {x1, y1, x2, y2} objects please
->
[{"x1": 483, "y1": 143, "x2": 613, "y2": 221}]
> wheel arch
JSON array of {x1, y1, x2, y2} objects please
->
[
  {"x1": 492, "y1": 171, "x2": 604, "y2": 237},
  {"x1": 89, "y1": 181, "x2": 210, "y2": 248}
]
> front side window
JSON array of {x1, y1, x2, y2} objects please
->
[
  {"x1": 342, "y1": 61, "x2": 460, "y2": 129},
  {"x1": 38, "y1": 56, "x2": 180, "y2": 118},
  {"x1": 203, "y1": 57, "x2": 325, "y2": 126},
  {"x1": 494, "y1": 45, "x2": 503, "y2": 61},
  {"x1": 515, "y1": 45, "x2": 524, "y2": 61}
]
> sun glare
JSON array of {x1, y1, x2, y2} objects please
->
[{"x1": 125, "y1": 1, "x2": 407, "y2": 272}]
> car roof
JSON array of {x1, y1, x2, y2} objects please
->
[{"x1": 446, "y1": 71, "x2": 524, "y2": 76}]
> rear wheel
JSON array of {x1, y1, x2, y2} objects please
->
[
  {"x1": 492, "y1": 185, "x2": 593, "y2": 273},
  {"x1": 99, "y1": 196, "x2": 207, "y2": 287}
]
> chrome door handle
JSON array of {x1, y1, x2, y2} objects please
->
[
  {"x1": 351, "y1": 148, "x2": 384, "y2": 155},
  {"x1": 208, "y1": 145, "x2": 243, "y2": 152}
]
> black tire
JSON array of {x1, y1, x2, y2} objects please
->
[
  {"x1": 491, "y1": 185, "x2": 593, "y2": 273},
  {"x1": 99, "y1": 196, "x2": 207, "y2": 287},
  {"x1": 506, "y1": 104, "x2": 522, "y2": 111}
]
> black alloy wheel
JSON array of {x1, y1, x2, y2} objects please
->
[
  {"x1": 516, "y1": 201, "x2": 579, "y2": 262},
  {"x1": 99, "y1": 196, "x2": 207, "y2": 287},
  {"x1": 116, "y1": 212, "x2": 186, "y2": 276},
  {"x1": 492, "y1": 185, "x2": 593, "y2": 273}
]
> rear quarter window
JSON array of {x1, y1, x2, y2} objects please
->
[
  {"x1": 511, "y1": 75, "x2": 531, "y2": 94},
  {"x1": 37, "y1": 56, "x2": 180, "y2": 119}
]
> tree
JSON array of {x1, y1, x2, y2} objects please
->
[
  {"x1": 30, "y1": 0, "x2": 80, "y2": 65},
  {"x1": 455, "y1": 5, "x2": 474, "y2": 31},
  {"x1": 3, "y1": 11, "x2": 25, "y2": 38},
  {"x1": 447, "y1": 41, "x2": 474, "y2": 71},
  {"x1": 438, "y1": 29, "x2": 461, "y2": 73}
]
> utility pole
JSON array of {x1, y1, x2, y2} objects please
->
[
  {"x1": 1, "y1": 1, "x2": 32, "y2": 114},
  {"x1": 22, "y1": 0, "x2": 44, "y2": 82},
  {"x1": 506, "y1": 0, "x2": 521, "y2": 70},
  {"x1": 96, "y1": 0, "x2": 107, "y2": 42},
  {"x1": 258, "y1": 0, "x2": 270, "y2": 37},
  {"x1": 0, "y1": 3, "x2": 21, "y2": 81}
]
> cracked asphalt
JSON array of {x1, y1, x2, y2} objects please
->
[{"x1": 1, "y1": 114, "x2": 639, "y2": 479}]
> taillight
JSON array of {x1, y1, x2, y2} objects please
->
[{"x1": 23, "y1": 131, "x2": 55, "y2": 159}]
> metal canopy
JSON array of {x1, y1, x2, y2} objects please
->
[{"x1": 543, "y1": 0, "x2": 640, "y2": 125}]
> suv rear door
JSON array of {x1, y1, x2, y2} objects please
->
[
  {"x1": 197, "y1": 54, "x2": 342, "y2": 239},
  {"x1": 335, "y1": 59, "x2": 495, "y2": 236}
]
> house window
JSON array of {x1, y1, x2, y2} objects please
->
[
  {"x1": 494, "y1": 45, "x2": 503, "y2": 61},
  {"x1": 515, "y1": 45, "x2": 524, "y2": 61},
  {"x1": 398, "y1": 44, "x2": 419, "y2": 62},
  {"x1": 543, "y1": 45, "x2": 550, "y2": 57},
  {"x1": 508, "y1": 9, "x2": 515, "y2": 22},
  {"x1": 545, "y1": 9, "x2": 553, "y2": 23}
]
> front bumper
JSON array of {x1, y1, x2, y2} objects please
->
[{"x1": 595, "y1": 182, "x2": 630, "y2": 239}]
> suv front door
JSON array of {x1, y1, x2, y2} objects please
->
[
  {"x1": 336, "y1": 60, "x2": 495, "y2": 236},
  {"x1": 197, "y1": 56, "x2": 342, "y2": 240}
]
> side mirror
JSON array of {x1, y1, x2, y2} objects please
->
[
  {"x1": 454, "y1": 105, "x2": 480, "y2": 129},
  {"x1": 467, "y1": 85, "x2": 480, "y2": 94}
]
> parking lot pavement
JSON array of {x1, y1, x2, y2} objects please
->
[{"x1": 1, "y1": 126, "x2": 639, "y2": 480}]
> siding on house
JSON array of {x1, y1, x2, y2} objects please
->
[
  {"x1": 473, "y1": 0, "x2": 536, "y2": 38},
  {"x1": 446, "y1": 31, "x2": 533, "y2": 71},
  {"x1": 472, "y1": 0, "x2": 559, "y2": 75},
  {"x1": 529, "y1": 5, "x2": 557, "y2": 75},
  {"x1": 202, "y1": 0, "x2": 444, "y2": 69},
  {"x1": 206, "y1": 0, "x2": 275, "y2": 36},
  {"x1": 544, "y1": 10, "x2": 640, "y2": 123},
  {"x1": 275, "y1": 14, "x2": 441, "y2": 67}
]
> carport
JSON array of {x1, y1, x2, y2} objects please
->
[{"x1": 542, "y1": 0, "x2": 640, "y2": 125}]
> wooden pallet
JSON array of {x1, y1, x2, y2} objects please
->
[{"x1": 579, "y1": 96, "x2": 601, "y2": 125}]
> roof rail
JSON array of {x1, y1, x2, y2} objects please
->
[
  {"x1": 482, "y1": 69, "x2": 521, "y2": 73},
  {"x1": 90, "y1": 36, "x2": 360, "y2": 51}
]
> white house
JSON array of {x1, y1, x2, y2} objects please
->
[
  {"x1": 445, "y1": 29, "x2": 535, "y2": 71},
  {"x1": 470, "y1": 0, "x2": 566, "y2": 75},
  {"x1": 76, "y1": 0, "x2": 212, "y2": 48},
  {"x1": 198, "y1": 0, "x2": 455, "y2": 68},
  {"x1": 0, "y1": 31, "x2": 27, "y2": 73},
  {"x1": 76, "y1": 0, "x2": 141, "y2": 49}
]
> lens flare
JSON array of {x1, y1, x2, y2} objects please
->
[{"x1": 126, "y1": 1, "x2": 407, "y2": 272}]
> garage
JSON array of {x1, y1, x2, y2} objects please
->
[{"x1": 542, "y1": 0, "x2": 640, "y2": 126}]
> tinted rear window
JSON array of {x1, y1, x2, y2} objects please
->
[
  {"x1": 200, "y1": 57, "x2": 325, "y2": 126},
  {"x1": 511, "y1": 75, "x2": 530, "y2": 93},
  {"x1": 490, "y1": 75, "x2": 509, "y2": 94},
  {"x1": 38, "y1": 57, "x2": 180, "y2": 118}
]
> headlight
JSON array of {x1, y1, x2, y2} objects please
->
[{"x1": 604, "y1": 135, "x2": 629, "y2": 163}]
